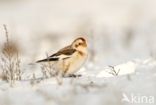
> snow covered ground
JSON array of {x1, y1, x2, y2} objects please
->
[
  {"x1": 0, "y1": 58, "x2": 156, "y2": 105},
  {"x1": 0, "y1": 0, "x2": 156, "y2": 105}
]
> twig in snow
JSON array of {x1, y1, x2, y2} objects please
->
[{"x1": 107, "y1": 65, "x2": 120, "y2": 76}]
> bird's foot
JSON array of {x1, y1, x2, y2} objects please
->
[{"x1": 66, "y1": 74, "x2": 82, "y2": 78}]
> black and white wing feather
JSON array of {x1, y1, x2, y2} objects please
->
[{"x1": 36, "y1": 46, "x2": 76, "y2": 63}]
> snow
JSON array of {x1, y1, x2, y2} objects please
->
[
  {"x1": 0, "y1": 58, "x2": 156, "y2": 105},
  {"x1": 0, "y1": 0, "x2": 156, "y2": 105}
]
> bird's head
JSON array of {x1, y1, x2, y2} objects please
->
[{"x1": 72, "y1": 37, "x2": 87, "y2": 53}]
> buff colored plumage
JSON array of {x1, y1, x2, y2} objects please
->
[{"x1": 36, "y1": 37, "x2": 88, "y2": 77}]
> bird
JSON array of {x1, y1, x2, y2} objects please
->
[{"x1": 36, "y1": 37, "x2": 88, "y2": 77}]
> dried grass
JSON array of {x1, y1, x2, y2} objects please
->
[
  {"x1": 0, "y1": 25, "x2": 21, "y2": 86},
  {"x1": 107, "y1": 66, "x2": 120, "y2": 76},
  {"x1": 40, "y1": 54, "x2": 63, "y2": 85}
]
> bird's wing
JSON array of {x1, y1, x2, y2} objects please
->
[
  {"x1": 50, "y1": 45, "x2": 76, "y2": 59},
  {"x1": 36, "y1": 45, "x2": 76, "y2": 63}
]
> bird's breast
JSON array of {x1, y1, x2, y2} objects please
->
[{"x1": 65, "y1": 52, "x2": 87, "y2": 75}]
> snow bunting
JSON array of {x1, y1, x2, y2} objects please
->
[{"x1": 36, "y1": 37, "x2": 88, "y2": 77}]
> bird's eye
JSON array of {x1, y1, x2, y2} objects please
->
[{"x1": 79, "y1": 43, "x2": 81, "y2": 45}]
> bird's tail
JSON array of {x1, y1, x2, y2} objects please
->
[{"x1": 36, "y1": 58, "x2": 58, "y2": 63}]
